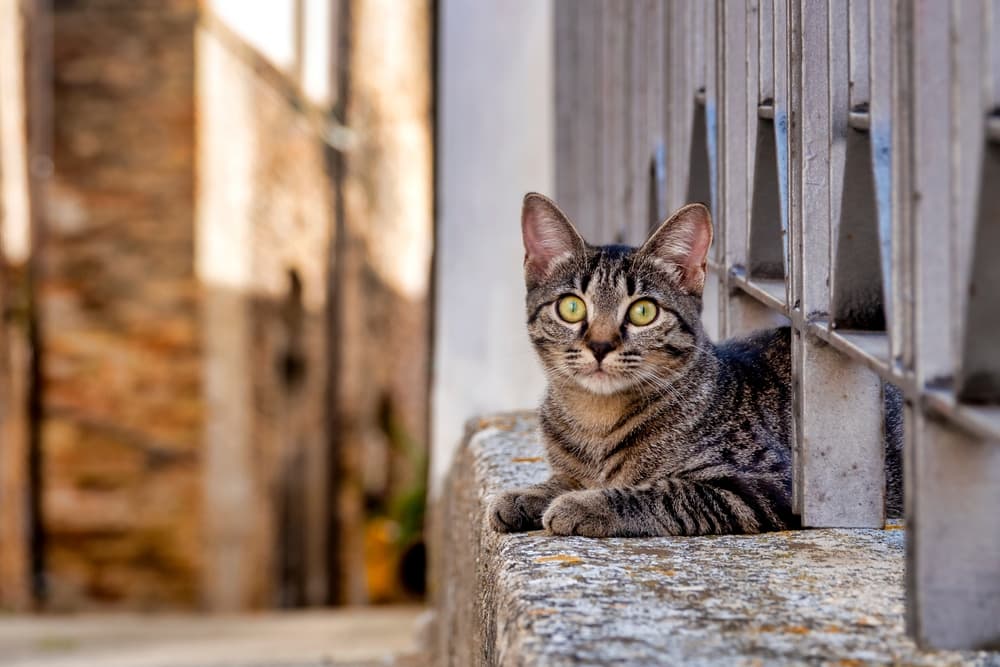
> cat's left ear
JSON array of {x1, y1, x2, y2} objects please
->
[{"x1": 639, "y1": 203, "x2": 713, "y2": 295}]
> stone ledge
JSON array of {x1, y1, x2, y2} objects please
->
[{"x1": 433, "y1": 413, "x2": 1000, "y2": 666}]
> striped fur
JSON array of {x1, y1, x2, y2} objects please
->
[{"x1": 489, "y1": 194, "x2": 902, "y2": 537}]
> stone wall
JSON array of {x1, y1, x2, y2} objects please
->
[{"x1": 40, "y1": 0, "x2": 202, "y2": 609}]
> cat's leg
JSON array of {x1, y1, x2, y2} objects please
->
[
  {"x1": 489, "y1": 476, "x2": 577, "y2": 532},
  {"x1": 542, "y1": 477, "x2": 792, "y2": 537}
]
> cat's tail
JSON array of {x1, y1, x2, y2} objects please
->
[{"x1": 884, "y1": 382, "x2": 904, "y2": 520}]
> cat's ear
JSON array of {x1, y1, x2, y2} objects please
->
[
  {"x1": 521, "y1": 193, "x2": 585, "y2": 286},
  {"x1": 639, "y1": 203, "x2": 713, "y2": 295}
]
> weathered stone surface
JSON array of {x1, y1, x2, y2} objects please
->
[
  {"x1": 41, "y1": 0, "x2": 203, "y2": 611},
  {"x1": 434, "y1": 413, "x2": 1000, "y2": 666}
]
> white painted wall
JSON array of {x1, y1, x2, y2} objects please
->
[{"x1": 430, "y1": 0, "x2": 553, "y2": 494}]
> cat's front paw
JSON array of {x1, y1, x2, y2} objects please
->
[
  {"x1": 488, "y1": 490, "x2": 549, "y2": 533},
  {"x1": 542, "y1": 490, "x2": 615, "y2": 537}
]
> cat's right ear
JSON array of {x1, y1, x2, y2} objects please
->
[{"x1": 521, "y1": 193, "x2": 585, "y2": 287}]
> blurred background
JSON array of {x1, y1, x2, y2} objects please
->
[{"x1": 0, "y1": 0, "x2": 551, "y2": 625}]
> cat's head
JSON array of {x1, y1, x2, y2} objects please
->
[{"x1": 521, "y1": 193, "x2": 713, "y2": 396}]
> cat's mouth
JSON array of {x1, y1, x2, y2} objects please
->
[
  {"x1": 583, "y1": 361, "x2": 613, "y2": 377},
  {"x1": 576, "y1": 365, "x2": 632, "y2": 394}
]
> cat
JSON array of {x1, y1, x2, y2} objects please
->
[{"x1": 488, "y1": 193, "x2": 902, "y2": 537}]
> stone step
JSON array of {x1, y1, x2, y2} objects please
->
[
  {"x1": 0, "y1": 608, "x2": 427, "y2": 667},
  {"x1": 432, "y1": 413, "x2": 1000, "y2": 666}
]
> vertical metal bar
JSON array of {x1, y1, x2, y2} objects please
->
[
  {"x1": 828, "y1": 0, "x2": 848, "y2": 268},
  {"x1": 798, "y1": 0, "x2": 834, "y2": 322},
  {"x1": 554, "y1": 0, "x2": 579, "y2": 217},
  {"x1": 788, "y1": 0, "x2": 803, "y2": 514},
  {"x1": 627, "y1": 1, "x2": 644, "y2": 244},
  {"x1": 907, "y1": 413, "x2": 1000, "y2": 649},
  {"x1": 950, "y1": 0, "x2": 984, "y2": 372},
  {"x1": 958, "y1": 0, "x2": 1000, "y2": 402},
  {"x1": 580, "y1": 1, "x2": 605, "y2": 241},
  {"x1": 648, "y1": 1, "x2": 666, "y2": 236},
  {"x1": 909, "y1": 0, "x2": 952, "y2": 387},
  {"x1": 758, "y1": 0, "x2": 774, "y2": 102},
  {"x1": 791, "y1": 0, "x2": 835, "y2": 515},
  {"x1": 601, "y1": 2, "x2": 628, "y2": 244},
  {"x1": 704, "y1": 1, "x2": 723, "y2": 341},
  {"x1": 718, "y1": 0, "x2": 750, "y2": 337},
  {"x1": 991, "y1": 0, "x2": 1000, "y2": 108},
  {"x1": 869, "y1": 0, "x2": 895, "y2": 358},
  {"x1": 662, "y1": 2, "x2": 675, "y2": 214},
  {"x1": 890, "y1": 0, "x2": 913, "y2": 374},
  {"x1": 564, "y1": 2, "x2": 604, "y2": 241},
  {"x1": 847, "y1": 0, "x2": 870, "y2": 107},
  {"x1": 905, "y1": 0, "x2": 1000, "y2": 650},
  {"x1": 632, "y1": 0, "x2": 665, "y2": 246},
  {"x1": 666, "y1": 1, "x2": 693, "y2": 215},
  {"x1": 773, "y1": 0, "x2": 790, "y2": 282},
  {"x1": 746, "y1": 0, "x2": 759, "y2": 256},
  {"x1": 705, "y1": 1, "x2": 719, "y2": 218},
  {"x1": 693, "y1": 0, "x2": 706, "y2": 101}
]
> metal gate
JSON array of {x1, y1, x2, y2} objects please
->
[{"x1": 554, "y1": 0, "x2": 1000, "y2": 650}]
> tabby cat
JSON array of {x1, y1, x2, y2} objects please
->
[{"x1": 489, "y1": 193, "x2": 901, "y2": 537}]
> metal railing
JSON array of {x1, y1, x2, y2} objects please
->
[{"x1": 554, "y1": 0, "x2": 1000, "y2": 650}]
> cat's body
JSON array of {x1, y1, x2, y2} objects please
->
[{"x1": 489, "y1": 194, "x2": 900, "y2": 537}]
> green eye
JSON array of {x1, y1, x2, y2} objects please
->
[
  {"x1": 557, "y1": 295, "x2": 587, "y2": 323},
  {"x1": 628, "y1": 299, "x2": 658, "y2": 326}
]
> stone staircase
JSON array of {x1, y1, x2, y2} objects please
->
[{"x1": 431, "y1": 414, "x2": 1000, "y2": 666}]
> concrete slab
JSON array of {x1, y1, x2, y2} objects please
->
[
  {"x1": 0, "y1": 606, "x2": 426, "y2": 667},
  {"x1": 432, "y1": 413, "x2": 1000, "y2": 666}
]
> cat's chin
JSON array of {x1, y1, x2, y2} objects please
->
[{"x1": 574, "y1": 371, "x2": 634, "y2": 396}]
